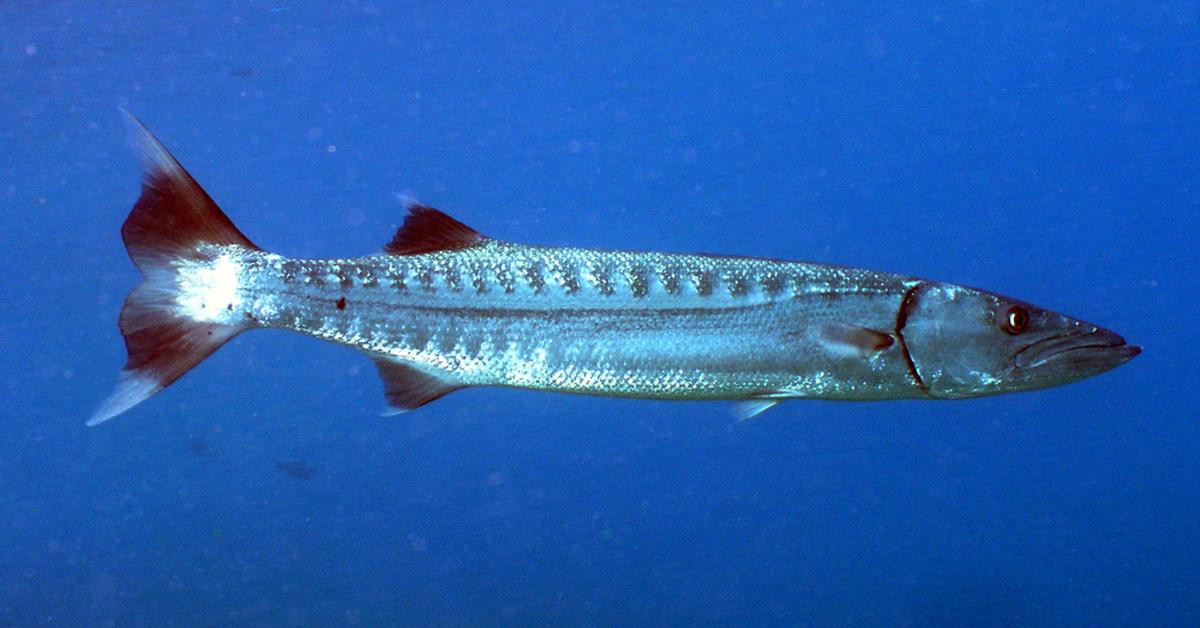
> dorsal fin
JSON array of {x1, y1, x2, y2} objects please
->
[
  {"x1": 384, "y1": 202, "x2": 487, "y2": 255},
  {"x1": 371, "y1": 357, "x2": 462, "y2": 415}
]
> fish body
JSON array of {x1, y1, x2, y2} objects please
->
[
  {"x1": 88, "y1": 113, "x2": 1140, "y2": 425},
  {"x1": 187, "y1": 242, "x2": 921, "y2": 402}
]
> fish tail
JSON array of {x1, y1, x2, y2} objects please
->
[{"x1": 88, "y1": 111, "x2": 262, "y2": 426}]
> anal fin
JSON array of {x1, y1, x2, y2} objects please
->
[{"x1": 371, "y1": 358, "x2": 461, "y2": 415}]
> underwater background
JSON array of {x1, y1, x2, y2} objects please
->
[{"x1": 1, "y1": 2, "x2": 1197, "y2": 625}]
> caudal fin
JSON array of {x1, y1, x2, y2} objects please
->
[{"x1": 88, "y1": 112, "x2": 260, "y2": 426}]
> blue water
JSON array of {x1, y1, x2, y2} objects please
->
[{"x1": 2, "y1": 3, "x2": 1197, "y2": 625}]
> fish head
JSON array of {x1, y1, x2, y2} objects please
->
[{"x1": 899, "y1": 282, "x2": 1140, "y2": 398}]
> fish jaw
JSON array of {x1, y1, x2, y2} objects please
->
[{"x1": 1012, "y1": 326, "x2": 1141, "y2": 374}]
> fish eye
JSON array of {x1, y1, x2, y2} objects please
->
[{"x1": 1000, "y1": 305, "x2": 1030, "y2": 335}]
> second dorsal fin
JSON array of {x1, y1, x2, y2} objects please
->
[{"x1": 384, "y1": 202, "x2": 487, "y2": 255}]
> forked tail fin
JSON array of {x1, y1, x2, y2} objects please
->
[{"x1": 88, "y1": 112, "x2": 261, "y2": 426}]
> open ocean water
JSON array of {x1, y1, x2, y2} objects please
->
[{"x1": 1, "y1": 2, "x2": 1197, "y2": 625}]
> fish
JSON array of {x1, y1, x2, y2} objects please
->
[
  {"x1": 88, "y1": 112, "x2": 1141, "y2": 426},
  {"x1": 275, "y1": 460, "x2": 317, "y2": 481},
  {"x1": 185, "y1": 434, "x2": 216, "y2": 458}
]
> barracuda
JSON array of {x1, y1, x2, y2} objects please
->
[{"x1": 88, "y1": 113, "x2": 1141, "y2": 425}]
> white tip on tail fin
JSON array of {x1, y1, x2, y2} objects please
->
[
  {"x1": 88, "y1": 112, "x2": 261, "y2": 426},
  {"x1": 87, "y1": 372, "x2": 160, "y2": 426}
]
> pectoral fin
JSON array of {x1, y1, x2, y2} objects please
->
[
  {"x1": 817, "y1": 323, "x2": 895, "y2": 358},
  {"x1": 371, "y1": 358, "x2": 462, "y2": 415}
]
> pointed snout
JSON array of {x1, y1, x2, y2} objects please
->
[{"x1": 1015, "y1": 326, "x2": 1141, "y2": 375}]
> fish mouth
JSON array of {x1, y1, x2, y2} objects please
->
[{"x1": 1013, "y1": 328, "x2": 1142, "y2": 372}]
